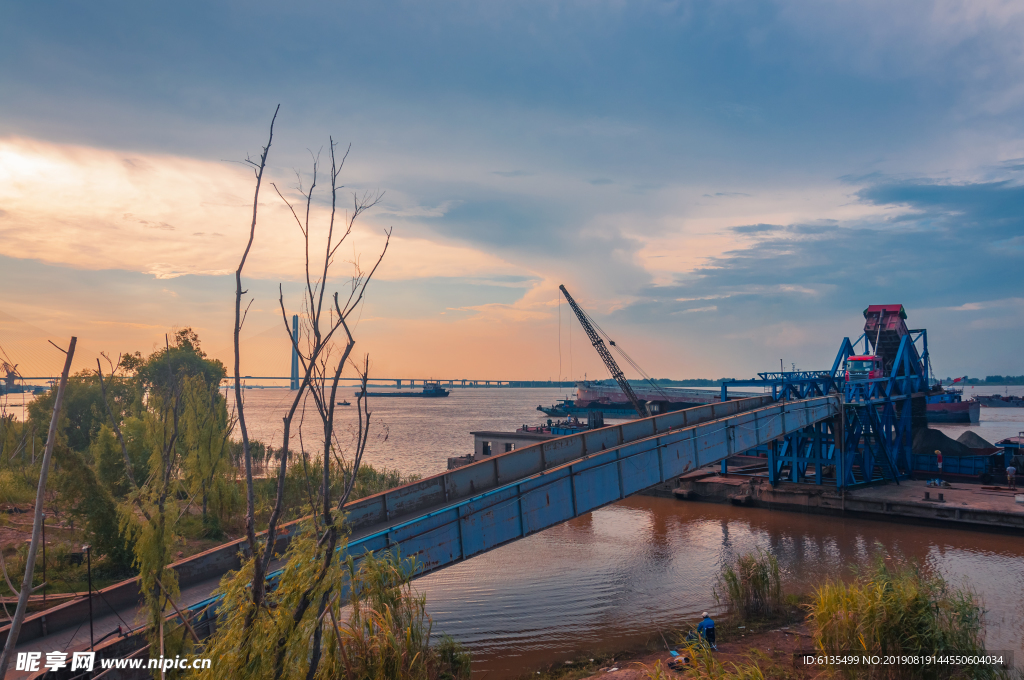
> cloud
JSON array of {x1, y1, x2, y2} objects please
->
[
  {"x1": 605, "y1": 176, "x2": 1024, "y2": 374},
  {"x1": 4, "y1": 0, "x2": 1024, "y2": 378},
  {"x1": 492, "y1": 170, "x2": 533, "y2": 178},
  {"x1": 944, "y1": 297, "x2": 1024, "y2": 312},
  {"x1": 730, "y1": 223, "x2": 780, "y2": 234},
  {"x1": 0, "y1": 137, "x2": 530, "y2": 284}
]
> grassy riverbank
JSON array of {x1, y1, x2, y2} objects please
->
[
  {"x1": 521, "y1": 608, "x2": 811, "y2": 680},
  {"x1": 524, "y1": 549, "x2": 1022, "y2": 680}
]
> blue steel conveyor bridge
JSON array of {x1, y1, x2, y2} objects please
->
[
  {"x1": 12, "y1": 394, "x2": 841, "y2": 676},
  {"x1": 186, "y1": 395, "x2": 841, "y2": 628},
  {"x1": 336, "y1": 394, "x2": 839, "y2": 575}
]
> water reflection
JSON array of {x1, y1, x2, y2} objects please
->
[{"x1": 416, "y1": 496, "x2": 1024, "y2": 678}]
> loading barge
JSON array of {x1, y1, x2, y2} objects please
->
[
  {"x1": 538, "y1": 381, "x2": 760, "y2": 418},
  {"x1": 973, "y1": 394, "x2": 1024, "y2": 408},
  {"x1": 926, "y1": 388, "x2": 980, "y2": 423},
  {"x1": 355, "y1": 381, "x2": 450, "y2": 398}
]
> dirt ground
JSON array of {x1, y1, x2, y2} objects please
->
[{"x1": 576, "y1": 620, "x2": 822, "y2": 680}]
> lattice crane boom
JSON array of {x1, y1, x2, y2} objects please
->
[{"x1": 559, "y1": 285, "x2": 649, "y2": 418}]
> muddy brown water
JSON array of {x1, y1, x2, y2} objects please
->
[
  {"x1": 7, "y1": 387, "x2": 1023, "y2": 675},
  {"x1": 416, "y1": 495, "x2": 1024, "y2": 677}
]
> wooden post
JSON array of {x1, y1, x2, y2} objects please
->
[{"x1": 0, "y1": 337, "x2": 76, "y2": 677}]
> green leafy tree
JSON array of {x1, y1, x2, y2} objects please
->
[
  {"x1": 115, "y1": 331, "x2": 220, "y2": 656},
  {"x1": 203, "y1": 537, "x2": 471, "y2": 680},
  {"x1": 118, "y1": 387, "x2": 185, "y2": 656},
  {"x1": 53, "y1": 443, "x2": 135, "y2": 571},
  {"x1": 179, "y1": 374, "x2": 237, "y2": 530},
  {"x1": 29, "y1": 371, "x2": 135, "y2": 453},
  {"x1": 135, "y1": 328, "x2": 226, "y2": 394},
  {"x1": 92, "y1": 419, "x2": 149, "y2": 500}
]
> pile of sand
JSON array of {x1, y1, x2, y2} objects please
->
[
  {"x1": 956, "y1": 431, "x2": 995, "y2": 449},
  {"x1": 912, "y1": 428, "x2": 974, "y2": 457}
]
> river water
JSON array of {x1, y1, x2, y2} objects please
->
[
  {"x1": 5, "y1": 385, "x2": 1023, "y2": 675},
  {"x1": 217, "y1": 386, "x2": 1024, "y2": 677}
]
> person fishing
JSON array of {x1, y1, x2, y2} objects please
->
[{"x1": 697, "y1": 612, "x2": 716, "y2": 649}]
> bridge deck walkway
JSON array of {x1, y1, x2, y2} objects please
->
[{"x1": 331, "y1": 394, "x2": 839, "y2": 580}]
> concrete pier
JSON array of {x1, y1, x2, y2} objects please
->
[{"x1": 674, "y1": 473, "x2": 1024, "y2": 532}]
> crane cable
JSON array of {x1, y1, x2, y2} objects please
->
[{"x1": 571, "y1": 305, "x2": 672, "y2": 402}]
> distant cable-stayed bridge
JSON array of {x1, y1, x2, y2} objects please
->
[
  {"x1": 17, "y1": 377, "x2": 578, "y2": 388},
  {"x1": 16, "y1": 317, "x2": 580, "y2": 389}
]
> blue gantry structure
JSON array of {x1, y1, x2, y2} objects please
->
[{"x1": 720, "y1": 304, "x2": 931, "y2": 489}]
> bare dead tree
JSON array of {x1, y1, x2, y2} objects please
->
[
  {"x1": 234, "y1": 105, "x2": 279, "y2": 619},
  {"x1": 0, "y1": 337, "x2": 76, "y2": 678},
  {"x1": 263, "y1": 139, "x2": 389, "y2": 679}
]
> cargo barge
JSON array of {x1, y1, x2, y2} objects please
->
[
  {"x1": 926, "y1": 388, "x2": 980, "y2": 423},
  {"x1": 355, "y1": 381, "x2": 449, "y2": 398},
  {"x1": 538, "y1": 380, "x2": 759, "y2": 418},
  {"x1": 972, "y1": 393, "x2": 1024, "y2": 408}
]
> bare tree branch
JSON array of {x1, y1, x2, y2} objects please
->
[{"x1": 234, "y1": 105, "x2": 279, "y2": 620}]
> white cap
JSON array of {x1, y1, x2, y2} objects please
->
[{"x1": 702, "y1": 611, "x2": 709, "y2": 617}]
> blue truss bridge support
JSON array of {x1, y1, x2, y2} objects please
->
[{"x1": 720, "y1": 325, "x2": 931, "y2": 490}]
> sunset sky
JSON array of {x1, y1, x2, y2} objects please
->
[{"x1": 2, "y1": 0, "x2": 1023, "y2": 382}]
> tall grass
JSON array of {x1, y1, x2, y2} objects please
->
[
  {"x1": 808, "y1": 554, "x2": 998, "y2": 679},
  {"x1": 250, "y1": 460, "x2": 419, "y2": 529},
  {"x1": 203, "y1": 529, "x2": 470, "y2": 680},
  {"x1": 715, "y1": 549, "x2": 783, "y2": 621},
  {"x1": 335, "y1": 550, "x2": 470, "y2": 680},
  {"x1": 344, "y1": 464, "x2": 422, "y2": 501},
  {"x1": 676, "y1": 644, "x2": 770, "y2": 680},
  {"x1": 638, "y1": 660, "x2": 672, "y2": 680},
  {"x1": 0, "y1": 468, "x2": 37, "y2": 505}
]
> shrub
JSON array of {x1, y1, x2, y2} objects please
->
[
  {"x1": 53, "y1": 443, "x2": 135, "y2": 571},
  {"x1": 202, "y1": 529, "x2": 470, "y2": 680},
  {"x1": 715, "y1": 549, "x2": 783, "y2": 621},
  {"x1": 337, "y1": 550, "x2": 470, "y2": 680},
  {"x1": 808, "y1": 553, "x2": 995, "y2": 679},
  {"x1": 0, "y1": 468, "x2": 37, "y2": 505},
  {"x1": 677, "y1": 644, "x2": 769, "y2": 680}
]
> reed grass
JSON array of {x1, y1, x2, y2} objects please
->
[
  {"x1": 638, "y1": 660, "x2": 671, "y2": 680},
  {"x1": 808, "y1": 553, "x2": 1001, "y2": 679},
  {"x1": 676, "y1": 643, "x2": 771, "y2": 680},
  {"x1": 0, "y1": 468, "x2": 37, "y2": 505},
  {"x1": 335, "y1": 550, "x2": 471, "y2": 680},
  {"x1": 715, "y1": 548, "x2": 783, "y2": 621}
]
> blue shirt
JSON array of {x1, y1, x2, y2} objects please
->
[{"x1": 697, "y1": 617, "x2": 715, "y2": 633}]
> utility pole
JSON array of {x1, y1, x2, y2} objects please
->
[
  {"x1": 41, "y1": 514, "x2": 45, "y2": 605},
  {"x1": 85, "y1": 544, "x2": 93, "y2": 650}
]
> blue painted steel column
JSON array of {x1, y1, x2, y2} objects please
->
[
  {"x1": 720, "y1": 382, "x2": 730, "y2": 476},
  {"x1": 290, "y1": 315, "x2": 299, "y2": 390}
]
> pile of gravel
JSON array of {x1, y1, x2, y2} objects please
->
[
  {"x1": 911, "y1": 428, "x2": 974, "y2": 457},
  {"x1": 956, "y1": 430, "x2": 995, "y2": 449}
]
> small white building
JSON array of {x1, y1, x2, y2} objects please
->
[{"x1": 447, "y1": 430, "x2": 558, "y2": 469}]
